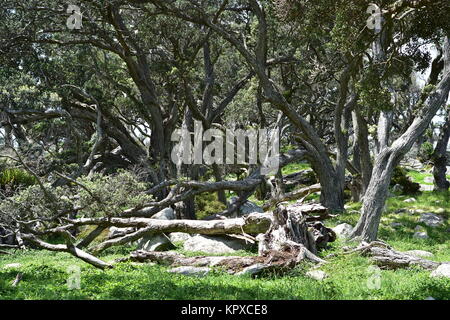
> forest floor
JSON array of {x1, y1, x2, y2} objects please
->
[{"x1": 0, "y1": 171, "x2": 449, "y2": 300}]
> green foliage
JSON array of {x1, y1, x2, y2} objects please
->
[
  {"x1": 418, "y1": 141, "x2": 434, "y2": 163},
  {"x1": 194, "y1": 192, "x2": 226, "y2": 220},
  {"x1": 391, "y1": 167, "x2": 421, "y2": 194},
  {"x1": 0, "y1": 168, "x2": 37, "y2": 189}
]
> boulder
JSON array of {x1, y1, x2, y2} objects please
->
[
  {"x1": 390, "y1": 222, "x2": 404, "y2": 228},
  {"x1": 332, "y1": 223, "x2": 354, "y2": 239},
  {"x1": 404, "y1": 198, "x2": 416, "y2": 203},
  {"x1": 413, "y1": 231, "x2": 429, "y2": 239},
  {"x1": 229, "y1": 197, "x2": 263, "y2": 217},
  {"x1": 306, "y1": 270, "x2": 328, "y2": 281},
  {"x1": 430, "y1": 264, "x2": 450, "y2": 278},
  {"x1": 169, "y1": 232, "x2": 192, "y2": 243},
  {"x1": 183, "y1": 235, "x2": 253, "y2": 254},
  {"x1": 423, "y1": 176, "x2": 434, "y2": 184},
  {"x1": 151, "y1": 207, "x2": 176, "y2": 220},
  {"x1": 404, "y1": 250, "x2": 434, "y2": 258},
  {"x1": 137, "y1": 233, "x2": 175, "y2": 251},
  {"x1": 392, "y1": 184, "x2": 404, "y2": 193},
  {"x1": 168, "y1": 266, "x2": 211, "y2": 277},
  {"x1": 419, "y1": 213, "x2": 444, "y2": 227}
]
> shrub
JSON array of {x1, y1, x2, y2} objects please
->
[
  {"x1": 195, "y1": 192, "x2": 226, "y2": 219},
  {"x1": 390, "y1": 167, "x2": 420, "y2": 194}
]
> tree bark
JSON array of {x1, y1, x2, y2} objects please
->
[{"x1": 432, "y1": 107, "x2": 450, "y2": 190}]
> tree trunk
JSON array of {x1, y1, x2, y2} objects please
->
[{"x1": 432, "y1": 108, "x2": 450, "y2": 190}]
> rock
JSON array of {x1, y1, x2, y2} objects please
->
[
  {"x1": 137, "y1": 233, "x2": 175, "y2": 251},
  {"x1": 183, "y1": 235, "x2": 252, "y2": 254},
  {"x1": 423, "y1": 176, "x2": 434, "y2": 184},
  {"x1": 392, "y1": 184, "x2": 404, "y2": 193},
  {"x1": 413, "y1": 231, "x2": 429, "y2": 239},
  {"x1": 404, "y1": 250, "x2": 434, "y2": 258},
  {"x1": 390, "y1": 222, "x2": 404, "y2": 228},
  {"x1": 168, "y1": 266, "x2": 210, "y2": 277},
  {"x1": 420, "y1": 184, "x2": 434, "y2": 192},
  {"x1": 394, "y1": 208, "x2": 407, "y2": 214},
  {"x1": 306, "y1": 270, "x2": 328, "y2": 281},
  {"x1": 424, "y1": 297, "x2": 435, "y2": 300},
  {"x1": 404, "y1": 198, "x2": 416, "y2": 203},
  {"x1": 151, "y1": 207, "x2": 176, "y2": 220},
  {"x1": 332, "y1": 223, "x2": 354, "y2": 239},
  {"x1": 419, "y1": 213, "x2": 444, "y2": 227},
  {"x1": 108, "y1": 227, "x2": 135, "y2": 239},
  {"x1": 430, "y1": 264, "x2": 450, "y2": 278},
  {"x1": 169, "y1": 232, "x2": 192, "y2": 243},
  {"x1": 229, "y1": 197, "x2": 263, "y2": 217},
  {"x1": 136, "y1": 208, "x2": 177, "y2": 251},
  {"x1": 3, "y1": 263, "x2": 21, "y2": 269},
  {"x1": 236, "y1": 263, "x2": 269, "y2": 276}
]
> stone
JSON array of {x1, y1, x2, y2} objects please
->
[
  {"x1": 169, "y1": 232, "x2": 192, "y2": 243},
  {"x1": 423, "y1": 176, "x2": 434, "y2": 184},
  {"x1": 183, "y1": 235, "x2": 252, "y2": 254},
  {"x1": 229, "y1": 197, "x2": 263, "y2": 217},
  {"x1": 430, "y1": 264, "x2": 450, "y2": 278},
  {"x1": 3, "y1": 263, "x2": 21, "y2": 269},
  {"x1": 236, "y1": 264, "x2": 269, "y2": 276},
  {"x1": 392, "y1": 184, "x2": 404, "y2": 193},
  {"x1": 151, "y1": 207, "x2": 176, "y2": 220},
  {"x1": 413, "y1": 231, "x2": 429, "y2": 239},
  {"x1": 137, "y1": 233, "x2": 175, "y2": 251},
  {"x1": 390, "y1": 222, "x2": 404, "y2": 228},
  {"x1": 419, "y1": 213, "x2": 444, "y2": 227},
  {"x1": 424, "y1": 297, "x2": 435, "y2": 300},
  {"x1": 168, "y1": 266, "x2": 211, "y2": 277},
  {"x1": 404, "y1": 198, "x2": 416, "y2": 203},
  {"x1": 332, "y1": 223, "x2": 354, "y2": 239},
  {"x1": 420, "y1": 184, "x2": 434, "y2": 192},
  {"x1": 404, "y1": 250, "x2": 434, "y2": 258},
  {"x1": 306, "y1": 270, "x2": 328, "y2": 281}
]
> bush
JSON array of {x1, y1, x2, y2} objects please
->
[
  {"x1": 390, "y1": 167, "x2": 420, "y2": 194},
  {"x1": 418, "y1": 141, "x2": 434, "y2": 163},
  {"x1": 195, "y1": 192, "x2": 226, "y2": 219}
]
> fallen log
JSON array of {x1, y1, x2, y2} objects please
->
[
  {"x1": 345, "y1": 241, "x2": 441, "y2": 270},
  {"x1": 262, "y1": 184, "x2": 321, "y2": 211}
]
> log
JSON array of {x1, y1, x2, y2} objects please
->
[
  {"x1": 346, "y1": 241, "x2": 441, "y2": 270},
  {"x1": 262, "y1": 184, "x2": 321, "y2": 210}
]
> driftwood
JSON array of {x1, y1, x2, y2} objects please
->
[
  {"x1": 12, "y1": 273, "x2": 23, "y2": 287},
  {"x1": 345, "y1": 241, "x2": 441, "y2": 270},
  {"x1": 262, "y1": 184, "x2": 321, "y2": 210},
  {"x1": 128, "y1": 202, "x2": 336, "y2": 274}
]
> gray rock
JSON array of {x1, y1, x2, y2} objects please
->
[
  {"x1": 404, "y1": 250, "x2": 434, "y2": 258},
  {"x1": 168, "y1": 266, "x2": 211, "y2": 277},
  {"x1": 306, "y1": 270, "x2": 328, "y2": 281},
  {"x1": 430, "y1": 264, "x2": 450, "y2": 278},
  {"x1": 424, "y1": 297, "x2": 435, "y2": 300},
  {"x1": 420, "y1": 184, "x2": 434, "y2": 192},
  {"x1": 183, "y1": 235, "x2": 252, "y2": 254},
  {"x1": 332, "y1": 223, "x2": 354, "y2": 239},
  {"x1": 390, "y1": 222, "x2": 404, "y2": 228},
  {"x1": 404, "y1": 198, "x2": 417, "y2": 203},
  {"x1": 169, "y1": 232, "x2": 192, "y2": 243},
  {"x1": 413, "y1": 231, "x2": 429, "y2": 239},
  {"x1": 392, "y1": 184, "x2": 404, "y2": 193},
  {"x1": 137, "y1": 233, "x2": 175, "y2": 251},
  {"x1": 423, "y1": 176, "x2": 434, "y2": 184},
  {"x1": 236, "y1": 263, "x2": 269, "y2": 276},
  {"x1": 151, "y1": 207, "x2": 176, "y2": 220},
  {"x1": 419, "y1": 213, "x2": 444, "y2": 227},
  {"x1": 229, "y1": 197, "x2": 263, "y2": 217}
]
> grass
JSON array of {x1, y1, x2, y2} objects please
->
[{"x1": 0, "y1": 169, "x2": 449, "y2": 300}]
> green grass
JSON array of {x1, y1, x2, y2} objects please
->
[{"x1": 1, "y1": 188, "x2": 449, "y2": 300}]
